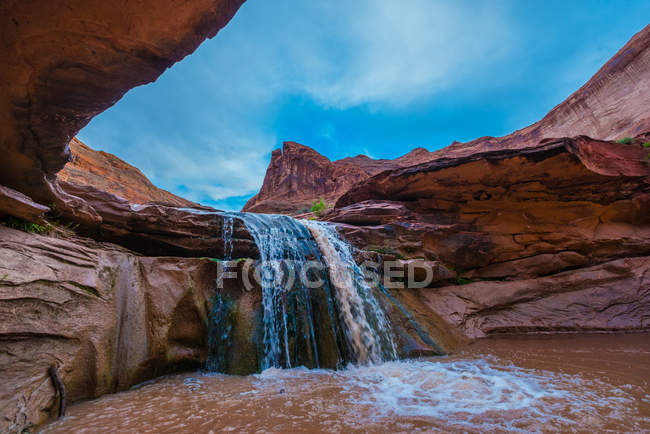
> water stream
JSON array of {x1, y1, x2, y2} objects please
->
[
  {"x1": 304, "y1": 220, "x2": 397, "y2": 364},
  {"x1": 212, "y1": 213, "x2": 399, "y2": 371},
  {"x1": 41, "y1": 334, "x2": 650, "y2": 432},
  {"x1": 35, "y1": 214, "x2": 650, "y2": 431}
]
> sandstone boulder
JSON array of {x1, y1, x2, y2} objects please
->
[{"x1": 0, "y1": 185, "x2": 50, "y2": 225}]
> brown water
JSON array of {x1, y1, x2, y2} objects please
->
[{"x1": 41, "y1": 333, "x2": 650, "y2": 433}]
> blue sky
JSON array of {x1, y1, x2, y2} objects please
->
[{"x1": 77, "y1": 0, "x2": 650, "y2": 210}]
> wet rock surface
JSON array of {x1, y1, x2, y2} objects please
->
[{"x1": 0, "y1": 226, "x2": 219, "y2": 431}]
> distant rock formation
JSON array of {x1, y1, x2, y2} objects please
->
[
  {"x1": 58, "y1": 138, "x2": 197, "y2": 207},
  {"x1": 246, "y1": 25, "x2": 650, "y2": 215},
  {"x1": 242, "y1": 141, "x2": 433, "y2": 214}
]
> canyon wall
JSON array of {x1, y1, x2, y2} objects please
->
[
  {"x1": 0, "y1": 226, "x2": 218, "y2": 431},
  {"x1": 243, "y1": 141, "x2": 433, "y2": 214},
  {"x1": 331, "y1": 136, "x2": 650, "y2": 338},
  {"x1": 246, "y1": 25, "x2": 650, "y2": 215},
  {"x1": 58, "y1": 138, "x2": 197, "y2": 207},
  {"x1": 0, "y1": 0, "x2": 245, "y2": 221}
]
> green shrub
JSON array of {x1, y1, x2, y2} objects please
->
[
  {"x1": 641, "y1": 142, "x2": 650, "y2": 148},
  {"x1": 455, "y1": 276, "x2": 475, "y2": 285},
  {"x1": 310, "y1": 198, "x2": 327, "y2": 215},
  {"x1": 2, "y1": 216, "x2": 51, "y2": 234},
  {"x1": 617, "y1": 137, "x2": 633, "y2": 144}
]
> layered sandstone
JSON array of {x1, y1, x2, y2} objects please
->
[
  {"x1": 243, "y1": 141, "x2": 433, "y2": 214},
  {"x1": 246, "y1": 26, "x2": 650, "y2": 215},
  {"x1": 0, "y1": 226, "x2": 219, "y2": 431},
  {"x1": 58, "y1": 138, "x2": 196, "y2": 206},
  {"x1": 0, "y1": 0, "x2": 245, "y2": 211},
  {"x1": 329, "y1": 135, "x2": 650, "y2": 338},
  {"x1": 55, "y1": 180, "x2": 258, "y2": 258}
]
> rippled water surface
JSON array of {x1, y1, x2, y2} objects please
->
[{"x1": 41, "y1": 333, "x2": 650, "y2": 433}]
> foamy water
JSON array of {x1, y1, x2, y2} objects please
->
[{"x1": 40, "y1": 334, "x2": 650, "y2": 433}]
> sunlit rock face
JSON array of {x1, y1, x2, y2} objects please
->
[
  {"x1": 0, "y1": 0, "x2": 245, "y2": 207},
  {"x1": 58, "y1": 138, "x2": 197, "y2": 207},
  {"x1": 242, "y1": 141, "x2": 433, "y2": 214}
]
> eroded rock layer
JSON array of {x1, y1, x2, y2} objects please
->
[
  {"x1": 0, "y1": 226, "x2": 218, "y2": 431},
  {"x1": 243, "y1": 141, "x2": 433, "y2": 214},
  {"x1": 328, "y1": 135, "x2": 650, "y2": 338},
  {"x1": 58, "y1": 138, "x2": 197, "y2": 207}
]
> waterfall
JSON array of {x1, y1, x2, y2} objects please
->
[
  {"x1": 304, "y1": 220, "x2": 397, "y2": 364},
  {"x1": 222, "y1": 215, "x2": 234, "y2": 260},
  {"x1": 207, "y1": 212, "x2": 398, "y2": 373},
  {"x1": 225, "y1": 212, "x2": 328, "y2": 370}
]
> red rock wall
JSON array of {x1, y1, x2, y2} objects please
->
[
  {"x1": 243, "y1": 141, "x2": 432, "y2": 214},
  {"x1": 0, "y1": 0, "x2": 245, "y2": 205},
  {"x1": 0, "y1": 226, "x2": 218, "y2": 431},
  {"x1": 58, "y1": 138, "x2": 197, "y2": 206}
]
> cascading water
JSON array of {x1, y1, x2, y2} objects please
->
[
  {"x1": 304, "y1": 220, "x2": 397, "y2": 364},
  {"x1": 222, "y1": 215, "x2": 234, "y2": 259},
  {"x1": 206, "y1": 212, "x2": 399, "y2": 373},
  {"x1": 206, "y1": 215, "x2": 236, "y2": 372}
]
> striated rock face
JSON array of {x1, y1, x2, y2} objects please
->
[
  {"x1": 418, "y1": 257, "x2": 650, "y2": 339},
  {"x1": 58, "y1": 138, "x2": 196, "y2": 207},
  {"x1": 329, "y1": 135, "x2": 650, "y2": 337},
  {"x1": 55, "y1": 181, "x2": 259, "y2": 258},
  {"x1": 0, "y1": 0, "x2": 245, "y2": 205},
  {"x1": 243, "y1": 141, "x2": 432, "y2": 214},
  {"x1": 0, "y1": 226, "x2": 220, "y2": 431},
  {"x1": 334, "y1": 136, "x2": 649, "y2": 275}
]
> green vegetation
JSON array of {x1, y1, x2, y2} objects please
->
[
  {"x1": 2, "y1": 216, "x2": 52, "y2": 234},
  {"x1": 310, "y1": 198, "x2": 328, "y2": 216},
  {"x1": 368, "y1": 245, "x2": 405, "y2": 260},
  {"x1": 454, "y1": 276, "x2": 475, "y2": 285},
  {"x1": 642, "y1": 142, "x2": 650, "y2": 148},
  {"x1": 616, "y1": 136, "x2": 633, "y2": 144}
]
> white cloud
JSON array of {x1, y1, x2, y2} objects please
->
[
  {"x1": 223, "y1": 0, "x2": 517, "y2": 109},
  {"x1": 80, "y1": 0, "x2": 520, "y2": 209}
]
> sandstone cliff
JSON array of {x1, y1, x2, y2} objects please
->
[
  {"x1": 0, "y1": 0, "x2": 245, "y2": 220},
  {"x1": 242, "y1": 142, "x2": 432, "y2": 214},
  {"x1": 331, "y1": 135, "x2": 650, "y2": 338},
  {"x1": 246, "y1": 25, "x2": 650, "y2": 215},
  {"x1": 58, "y1": 138, "x2": 196, "y2": 206}
]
